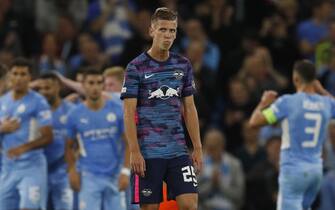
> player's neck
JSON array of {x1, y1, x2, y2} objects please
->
[
  {"x1": 147, "y1": 47, "x2": 169, "y2": 62},
  {"x1": 51, "y1": 97, "x2": 61, "y2": 110},
  {"x1": 85, "y1": 97, "x2": 105, "y2": 111},
  {"x1": 297, "y1": 84, "x2": 316, "y2": 94},
  {"x1": 12, "y1": 89, "x2": 29, "y2": 100}
]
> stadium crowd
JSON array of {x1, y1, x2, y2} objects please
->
[{"x1": 1, "y1": 0, "x2": 335, "y2": 210}]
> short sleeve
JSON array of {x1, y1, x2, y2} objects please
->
[
  {"x1": 181, "y1": 60, "x2": 196, "y2": 97},
  {"x1": 35, "y1": 97, "x2": 52, "y2": 127},
  {"x1": 262, "y1": 95, "x2": 289, "y2": 124},
  {"x1": 120, "y1": 63, "x2": 140, "y2": 99}
]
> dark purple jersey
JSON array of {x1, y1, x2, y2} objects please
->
[{"x1": 121, "y1": 52, "x2": 196, "y2": 158}]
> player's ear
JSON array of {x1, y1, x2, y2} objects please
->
[{"x1": 149, "y1": 23, "x2": 155, "y2": 38}]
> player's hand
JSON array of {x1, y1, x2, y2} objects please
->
[
  {"x1": 130, "y1": 151, "x2": 146, "y2": 177},
  {"x1": 7, "y1": 145, "x2": 27, "y2": 159},
  {"x1": 118, "y1": 174, "x2": 130, "y2": 191},
  {"x1": 261, "y1": 90, "x2": 278, "y2": 107},
  {"x1": 192, "y1": 148, "x2": 203, "y2": 174},
  {"x1": 0, "y1": 117, "x2": 20, "y2": 133},
  {"x1": 68, "y1": 167, "x2": 81, "y2": 192}
]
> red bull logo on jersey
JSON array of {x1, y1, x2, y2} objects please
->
[{"x1": 148, "y1": 85, "x2": 180, "y2": 100}]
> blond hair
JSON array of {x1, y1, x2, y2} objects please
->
[{"x1": 103, "y1": 66, "x2": 125, "y2": 82}]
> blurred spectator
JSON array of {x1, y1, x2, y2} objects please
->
[
  {"x1": 69, "y1": 35, "x2": 107, "y2": 76},
  {"x1": 275, "y1": 0, "x2": 299, "y2": 31},
  {"x1": 324, "y1": 121, "x2": 335, "y2": 171},
  {"x1": 86, "y1": 0, "x2": 133, "y2": 64},
  {"x1": 0, "y1": 49, "x2": 15, "y2": 68},
  {"x1": 185, "y1": 40, "x2": 213, "y2": 132},
  {"x1": 195, "y1": 0, "x2": 241, "y2": 58},
  {"x1": 220, "y1": 29, "x2": 260, "y2": 83},
  {"x1": 221, "y1": 78, "x2": 254, "y2": 153},
  {"x1": 35, "y1": 0, "x2": 87, "y2": 33},
  {"x1": 236, "y1": 121, "x2": 266, "y2": 174},
  {"x1": 39, "y1": 33, "x2": 66, "y2": 76},
  {"x1": 56, "y1": 15, "x2": 79, "y2": 61},
  {"x1": 199, "y1": 129, "x2": 245, "y2": 210},
  {"x1": 179, "y1": 18, "x2": 220, "y2": 72},
  {"x1": 318, "y1": 48, "x2": 335, "y2": 96},
  {"x1": 118, "y1": 9, "x2": 152, "y2": 67},
  {"x1": 260, "y1": 14, "x2": 299, "y2": 77},
  {"x1": 238, "y1": 48, "x2": 288, "y2": 100},
  {"x1": 297, "y1": 0, "x2": 334, "y2": 60},
  {"x1": 245, "y1": 136, "x2": 280, "y2": 210}
]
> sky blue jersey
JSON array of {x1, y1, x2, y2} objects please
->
[
  {"x1": 263, "y1": 93, "x2": 335, "y2": 167},
  {"x1": 67, "y1": 99, "x2": 124, "y2": 176},
  {"x1": 0, "y1": 90, "x2": 52, "y2": 170},
  {"x1": 44, "y1": 100, "x2": 74, "y2": 169}
]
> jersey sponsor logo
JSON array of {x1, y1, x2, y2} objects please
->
[
  {"x1": 144, "y1": 73, "x2": 154, "y2": 79},
  {"x1": 148, "y1": 85, "x2": 180, "y2": 100},
  {"x1": 141, "y1": 188, "x2": 152, "y2": 197},
  {"x1": 173, "y1": 69, "x2": 184, "y2": 80},
  {"x1": 106, "y1": 112, "x2": 117, "y2": 122}
]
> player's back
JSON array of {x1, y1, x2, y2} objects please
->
[{"x1": 278, "y1": 92, "x2": 335, "y2": 167}]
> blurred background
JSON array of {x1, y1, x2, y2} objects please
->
[{"x1": 2, "y1": 0, "x2": 335, "y2": 210}]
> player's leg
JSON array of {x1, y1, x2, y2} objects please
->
[
  {"x1": 51, "y1": 176, "x2": 74, "y2": 210},
  {"x1": 131, "y1": 159, "x2": 167, "y2": 210},
  {"x1": 302, "y1": 168, "x2": 322, "y2": 210},
  {"x1": 277, "y1": 167, "x2": 306, "y2": 210},
  {"x1": 18, "y1": 163, "x2": 48, "y2": 210},
  {"x1": 166, "y1": 155, "x2": 198, "y2": 210},
  {"x1": 103, "y1": 176, "x2": 126, "y2": 210},
  {"x1": 78, "y1": 172, "x2": 102, "y2": 210},
  {"x1": 0, "y1": 169, "x2": 20, "y2": 210}
]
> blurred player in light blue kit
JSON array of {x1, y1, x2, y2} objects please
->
[
  {"x1": 66, "y1": 69, "x2": 130, "y2": 210},
  {"x1": 37, "y1": 73, "x2": 75, "y2": 210},
  {"x1": 0, "y1": 58, "x2": 53, "y2": 210},
  {"x1": 249, "y1": 60, "x2": 335, "y2": 210}
]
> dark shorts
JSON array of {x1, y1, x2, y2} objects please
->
[{"x1": 131, "y1": 155, "x2": 198, "y2": 204}]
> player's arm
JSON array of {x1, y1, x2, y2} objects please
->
[
  {"x1": 7, "y1": 125, "x2": 53, "y2": 158},
  {"x1": 54, "y1": 72, "x2": 85, "y2": 95},
  {"x1": 118, "y1": 133, "x2": 130, "y2": 191},
  {"x1": 183, "y1": 95, "x2": 203, "y2": 173},
  {"x1": 65, "y1": 138, "x2": 81, "y2": 191},
  {"x1": 249, "y1": 90, "x2": 278, "y2": 128},
  {"x1": 123, "y1": 98, "x2": 145, "y2": 177}
]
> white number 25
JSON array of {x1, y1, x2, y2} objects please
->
[{"x1": 181, "y1": 166, "x2": 198, "y2": 187}]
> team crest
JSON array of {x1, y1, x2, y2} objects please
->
[
  {"x1": 142, "y1": 189, "x2": 152, "y2": 197},
  {"x1": 107, "y1": 113, "x2": 117, "y2": 122},
  {"x1": 60, "y1": 115, "x2": 67, "y2": 124},
  {"x1": 173, "y1": 69, "x2": 184, "y2": 80},
  {"x1": 17, "y1": 104, "x2": 26, "y2": 113}
]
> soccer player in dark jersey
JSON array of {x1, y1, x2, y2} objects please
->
[{"x1": 121, "y1": 7, "x2": 203, "y2": 210}]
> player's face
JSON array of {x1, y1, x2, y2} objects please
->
[
  {"x1": 83, "y1": 75, "x2": 104, "y2": 101},
  {"x1": 38, "y1": 79, "x2": 59, "y2": 105},
  {"x1": 9, "y1": 66, "x2": 31, "y2": 92},
  {"x1": 104, "y1": 76, "x2": 122, "y2": 93},
  {"x1": 150, "y1": 19, "x2": 177, "y2": 51}
]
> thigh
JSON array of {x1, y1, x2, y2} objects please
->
[
  {"x1": 79, "y1": 172, "x2": 102, "y2": 210},
  {"x1": 0, "y1": 170, "x2": 19, "y2": 210},
  {"x1": 277, "y1": 169, "x2": 306, "y2": 210},
  {"x1": 51, "y1": 177, "x2": 74, "y2": 210},
  {"x1": 302, "y1": 169, "x2": 323, "y2": 209},
  {"x1": 103, "y1": 178, "x2": 126, "y2": 210},
  {"x1": 166, "y1": 156, "x2": 197, "y2": 198},
  {"x1": 131, "y1": 159, "x2": 167, "y2": 204},
  {"x1": 18, "y1": 166, "x2": 47, "y2": 210}
]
